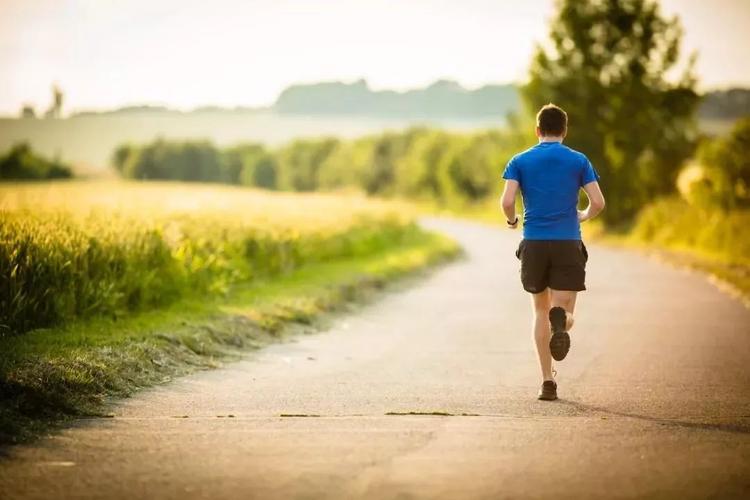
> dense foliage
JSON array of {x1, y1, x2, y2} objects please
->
[
  {"x1": 694, "y1": 118, "x2": 750, "y2": 209},
  {"x1": 113, "y1": 127, "x2": 528, "y2": 207},
  {"x1": 632, "y1": 117, "x2": 750, "y2": 276},
  {"x1": 0, "y1": 143, "x2": 73, "y2": 180},
  {"x1": 632, "y1": 197, "x2": 750, "y2": 267},
  {"x1": 112, "y1": 140, "x2": 225, "y2": 182},
  {"x1": 0, "y1": 182, "x2": 415, "y2": 337},
  {"x1": 523, "y1": 0, "x2": 699, "y2": 223}
]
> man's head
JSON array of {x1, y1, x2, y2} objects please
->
[{"x1": 535, "y1": 103, "x2": 568, "y2": 139}]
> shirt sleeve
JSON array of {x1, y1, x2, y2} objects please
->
[
  {"x1": 581, "y1": 157, "x2": 600, "y2": 186},
  {"x1": 502, "y1": 156, "x2": 521, "y2": 182}
]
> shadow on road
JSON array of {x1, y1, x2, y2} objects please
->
[{"x1": 557, "y1": 399, "x2": 750, "y2": 435}]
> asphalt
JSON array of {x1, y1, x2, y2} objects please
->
[{"x1": 1, "y1": 218, "x2": 749, "y2": 500}]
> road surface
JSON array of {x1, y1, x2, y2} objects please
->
[{"x1": 2, "y1": 218, "x2": 749, "y2": 499}]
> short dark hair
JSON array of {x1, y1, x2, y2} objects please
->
[{"x1": 536, "y1": 104, "x2": 568, "y2": 136}]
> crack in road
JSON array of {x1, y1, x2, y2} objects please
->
[{"x1": 79, "y1": 409, "x2": 750, "y2": 436}]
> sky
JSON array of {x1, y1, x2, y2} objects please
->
[{"x1": 1, "y1": 0, "x2": 749, "y2": 115}]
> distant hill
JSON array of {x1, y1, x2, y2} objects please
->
[
  {"x1": 274, "y1": 80, "x2": 750, "y2": 122},
  {"x1": 61, "y1": 81, "x2": 750, "y2": 123},
  {"x1": 273, "y1": 79, "x2": 520, "y2": 118},
  {"x1": 72, "y1": 105, "x2": 176, "y2": 117},
  {"x1": 698, "y1": 88, "x2": 750, "y2": 121},
  {"x1": 71, "y1": 105, "x2": 264, "y2": 118}
]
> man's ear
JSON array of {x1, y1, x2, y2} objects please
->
[
  {"x1": 562, "y1": 128, "x2": 568, "y2": 139},
  {"x1": 535, "y1": 127, "x2": 542, "y2": 138}
]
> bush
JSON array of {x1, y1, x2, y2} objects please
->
[
  {"x1": 631, "y1": 197, "x2": 750, "y2": 266},
  {"x1": 693, "y1": 117, "x2": 750, "y2": 209},
  {"x1": 0, "y1": 143, "x2": 73, "y2": 180}
]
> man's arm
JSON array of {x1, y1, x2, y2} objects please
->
[
  {"x1": 578, "y1": 181, "x2": 606, "y2": 222},
  {"x1": 501, "y1": 179, "x2": 520, "y2": 228}
]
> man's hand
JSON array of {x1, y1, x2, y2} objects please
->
[
  {"x1": 507, "y1": 216, "x2": 519, "y2": 229},
  {"x1": 577, "y1": 210, "x2": 588, "y2": 223}
]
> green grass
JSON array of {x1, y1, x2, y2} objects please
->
[{"x1": 0, "y1": 229, "x2": 459, "y2": 445}]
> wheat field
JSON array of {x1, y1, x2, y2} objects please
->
[{"x1": 0, "y1": 181, "x2": 416, "y2": 336}]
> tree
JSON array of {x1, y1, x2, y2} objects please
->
[
  {"x1": 317, "y1": 140, "x2": 369, "y2": 191},
  {"x1": 20, "y1": 105, "x2": 36, "y2": 119},
  {"x1": 277, "y1": 138, "x2": 339, "y2": 192},
  {"x1": 447, "y1": 131, "x2": 519, "y2": 201},
  {"x1": 248, "y1": 155, "x2": 278, "y2": 189},
  {"x1": 225, "y1": 144, "x2": 278, "y2": 189},
  {"x1": 523, "y1": 0, "x2": 700, "y2": 223},
  {"x1": 393, "y1": 130, "x2": 443, "y2": 199},
  {"x1": 222, "y1": 144, "x2": 262, "y2": 184},
  {"x1": 111, "y1": 144, "x2": 132, "y2": 173},
  {"x1": 364, "y1": 131, "x2": 421, "y2": 196}
]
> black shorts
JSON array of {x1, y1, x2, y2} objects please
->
[{"x1": 515, "y1": 239, "x2": 588, "y2": 294}]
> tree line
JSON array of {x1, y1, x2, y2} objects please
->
[{"x1": 112, "y1": 127, "x2": 528, "y2": 206}]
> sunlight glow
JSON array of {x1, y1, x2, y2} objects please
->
[{"x1": 0, "y1": 0, "x2": 748, "y2": 114}]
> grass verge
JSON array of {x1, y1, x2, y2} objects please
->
[
  {"x1": 0, "y1": 229, "x2": 459, "y2": 446},
  {"x1": 606, "y1": 198, "x2": 750, "y2": 303}
]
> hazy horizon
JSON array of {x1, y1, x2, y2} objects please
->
[
  {"x1": 1, "y1": 78, "x2": 519, "y2": 117},
  {"x1": 2, "y1": 0, "x2": 750, "y2": 116}
]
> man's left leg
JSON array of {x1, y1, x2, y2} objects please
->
[
  {"x1": 549, "y1": 289, "x2": 577, "y2": 361},
  {"x1": 547, "y1": 240, "x2": 587, "y2": 361},
  {"x1": 551, "y1": 289, "x2": 577, "y2": 328}
]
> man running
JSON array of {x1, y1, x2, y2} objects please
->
[{"x1": 500, "y1": 103, "x2": 605, "y2": 401}]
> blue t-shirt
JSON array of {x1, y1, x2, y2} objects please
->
[{"x1": 502, "y1": 141, "x2": 599, "y2": 240}]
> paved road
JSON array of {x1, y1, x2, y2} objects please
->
[{"x1": 2, "y1": 218, "x2": 749, "y2": 500}]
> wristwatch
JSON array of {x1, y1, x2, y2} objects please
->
[{"x1": 507, "y1": 216, "x2": 519, "y2": 225}]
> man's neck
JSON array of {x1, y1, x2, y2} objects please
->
[{"x1": 539, "y1": 136, "x2": 563, "y2": 143}]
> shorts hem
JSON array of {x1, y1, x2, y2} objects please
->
[
  {"x1": 521, "y1": 285, "x2": 586, "y2": 293},
  {"x1": 549, "y1": 286, "x2": 586, "y2": 292}
]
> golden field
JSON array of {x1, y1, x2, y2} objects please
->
[{"x1": 0, "y1": 181, "x2": 417, "y2": 336}]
